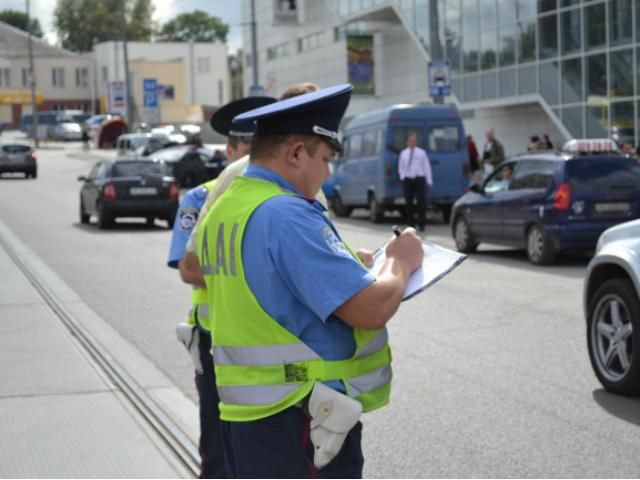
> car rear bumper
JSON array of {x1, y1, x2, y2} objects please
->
[
  {"x1": 103, "y1": 199, "x2": 178, "y2": 218},
  {"x1": 0, "y1": 163, "x2": 35, "y2": 173},
  {"x1": 545, "y1": 222, "x2": 626, "y2": 250}
]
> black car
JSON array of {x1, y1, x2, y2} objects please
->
[
  {"x1": 78, "y1": 158, "x2": 179, "y2": 229},
  {"x1": 0, "y1": 144, "x2": 37, "y2": 178},
  {"x1": 149, "y1": 145, "x2": 222, "y2": 187},
  {"x1": 451, "y1": 139, "x2": 640, "y2": 264}
]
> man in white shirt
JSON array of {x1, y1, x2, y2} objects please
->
[{"x1": 397, "y1": 132, "x2": 433, "y2": 232}]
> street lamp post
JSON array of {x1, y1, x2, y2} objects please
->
[
  {"x1": 119, "y1": 0, "x2": 134, "y2": 128},
  {"x1": 429, "y1": 0, "x2": 444, "y2": 105},
  {"x1": 26, "y1": 0, "x2": 39, "y2": 147}
]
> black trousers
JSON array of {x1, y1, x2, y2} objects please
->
[
  {"x1": 222, "y1": 406, "x2": 364, "y2": 478},
  {"x1": 403, "y1": 176, "x2": 427, "y2": 229},
  {"x1": 195, "y1": 330, "x2": 227, "y2": 478}
]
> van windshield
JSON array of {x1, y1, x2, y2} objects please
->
[{"x1": 567, "y1": 157, "x2": 640, "y2": 193}]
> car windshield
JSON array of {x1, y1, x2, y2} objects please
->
[
  {"x1": 567, "y1": 157, "x2": 640, "y2": 193},
  {"x1": 111, "y1": 161, "x2": 168, "y2": 177},
  {"x1": 2, "y1": 145, "x2": 31, "y2": 154}
]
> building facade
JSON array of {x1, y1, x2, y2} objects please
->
[
  {"x1": 242, "y1": 0, "x2": 640, "y2": 156},
  {"x1": 0, "y1": 21, "x2": 93, "y2": 129},
  {"x1": 93, "y1": 41, "x2": 230, "y2": 125}
]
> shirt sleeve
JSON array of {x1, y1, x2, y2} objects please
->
[
  {"x1": 422, "y1": 148, "x2": 433, "y2": 185},
  {"x1": 264, "y1": 199, "x2": 375, "y2": 322},
  {"x1": 167, "y1": 189, "x2": 202, "y2": 268},
  {"x1": 398, "y1": 148, "x2": 406, "y2": 181}
]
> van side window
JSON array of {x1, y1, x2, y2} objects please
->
[
  {"x1": 376, "y1": 129, "x2": 384, "y2": 154},
  {"x1": 349, "y1": 134, "x2": 362, "y2": 157},
  {"x1": 510, "y1": 160, "x2": 539, "y2": 189},
  {"x1": 362, "y1": 131, "x2": 377, "y2": 156},
  {"x1": 391, "y1": 127, "x2": 424, "y2": 153},
  {"x1": 427, "y1": 126, "x2": 460, "y2": 152}
]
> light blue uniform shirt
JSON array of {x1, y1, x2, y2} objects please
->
[
  {"x1": 167, "y1": 184, "x2": 209, "y2": 268},
  {"x1": 243, "y1": 165, "x2": 375, "y2": 380}
]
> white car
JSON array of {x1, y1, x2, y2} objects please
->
[
  {"x1": 51, "y1": 121, "x2": 82, "y2": 141},
  {"x1": 584, "y1": 219, "x2": 640, "y2": 396}
]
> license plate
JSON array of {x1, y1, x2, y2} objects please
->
[
  {"x1": 594, "y1": 202, "x2": 630, "y2": 214},
  {"x1": 130, "y1": 186, "x2": 157, "y2": 195}
]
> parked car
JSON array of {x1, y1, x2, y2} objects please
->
[
  {"x1": 451, "y1": 138, "x2": 640, "y2": 264},
  {"x1": 150, "y1": 145, "x2": 221, "y2": 187},
  {"x1": 50, "y1": 116, "x2": 83, "y2": 141},
  {"x1": 78, "y1": 158, "x2": 179, "y2": 229},
  {"x1": 329, "y1": 104, "x2": 468, "y2": 223},
  {"x1": 0, "y1": 144, "x2": 37, "y2": 178},
  {"x1": 116, "y1": 132, "x2": 171, "y2": 157},
  {"x1": 584, "y1": 219, "x2": 640, "y2": 396}
]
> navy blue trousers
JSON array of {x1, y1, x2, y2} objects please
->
[
  {"x1": 195, "y1": 330, "x2": 227, "y2": 478},
  {"x1": 221, "y1": 406, "x2": 364, "y2": 478}
]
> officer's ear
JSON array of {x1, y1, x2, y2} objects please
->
[{"x1": 286, "y1": 140, "x2": 307, "y2": 168}]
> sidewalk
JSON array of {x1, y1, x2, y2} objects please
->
[{"x1": 0, "y1": 222, "x2": 195, "y2": 477}]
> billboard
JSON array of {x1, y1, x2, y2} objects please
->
[
  {"x1": 107, "y1": 81, "x2": 126, "y2": 115},
  {"x1": 347, "y1": 34, "x2": 374, "y2": 95}
]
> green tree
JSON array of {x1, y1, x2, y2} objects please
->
[
  {"x1": 53, "y1": 0, "x2": 154, "y2": 52},
  {"x1": 0, "y1": 9, "x2": 43, "y2": 37},
  {"x1": 158, "y1": 10, "x2": 228, "y2": 43}
]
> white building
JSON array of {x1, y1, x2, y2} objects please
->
[
  {"x1": 241, "y1": 0, "x2": 638, "y2": 156},
  {"x1": 93, "y1": 41, "x2": 230, "y2": 124}
]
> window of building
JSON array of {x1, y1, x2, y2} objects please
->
[
  {"x1": 267, "y1": 41, "x2": 292, "y2": 61},
  {"x1": 21, "y1": 68, "x2": 29, "y2": 87},
  {"x1": 0, "y1": 68, "x2": 10, "y2": 87},
  {"x1": 518, "y1": 18, "x2": 536, "y2": 63},
  {"x1": 586, "y1": 105, "x2": 609, "y2": 137},
  {"x1": 562, "y1": 105, "x2": 584, "y2": 137},
  {"x1": 445, "y1": 34, "x2": 462, "y2": 73},
  {"x1": 585, "y1": 3, "x2": 606, "y2": 50},
  {"x1": 499, "y1": 23, "x2": 517, "y2": 67},
  {"x1": 611, "y1": 101, "x2": 634, "y2": 145},
  {"x1": 444, "y1": 0, "x2": 461, "y2": 36},
  {"x1": 610, "y1": 49, "x2": 633, "y2": 97},
  {"x1": 609, "y1": 0, "x2": 632, "y2": 46},
  {"x1": 516, "y1": 0, "x2": 537, "y2": 19},
  {"x1": 75, "y1": 67, "x2": 88, "y2": 87},
  {"x1": 561, "y1": 8, "x2": 581, "y2": 54},
  {"x1": 101, "y1": 66, "x2": 108, "y2": 82},
  {"x1": 164, "y1": 85, "x2": 175, "y2": 100},
  {"x1": 498, "y1": 0, "x2": 517, "y2": 24},
  {"x1": 561, "y1": 0, "x2": 580, "y2": 6},
  {"x1": 587, "y1": 53, "x2": 607, "y2": 97},
  {"x1": 561, "y1": 57, "x2": 582, "y2": 103},
  {"x1": 462, "y1": 0, "x2": 479, "y2": 31},
  {"x1": 481, "y1": 29, "x2": 497, "y2": 69},
  {"x1": 52, "y1": 67, "x2": 65, "y2": 87},
  {"x1": 462, "y1": 32, "x2": 479, "y2": 72},
  {"x1": 539, "y1": 14, "x2": 558, "y2": 59},
  {"x1": 481, "y1": 71, "x2": 498, "y2": 98},
  {"x1": 539, "y1": 61, "x2": 559, "y2": 105},
  {"x1": 538, "y1": 0, "x2": 556, "y2": 12},
  {"x1": 197, "y1": 57, "x2": 210, "y2": 74},
  {"x1": 481, "y1": 0, "x2": 497, "y2": 29}
]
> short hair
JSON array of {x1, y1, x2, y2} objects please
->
[
  {"x1": 279, "y1": 82, "x2": 320, "y2": 100},
  {"x1": 251, "y1": 133, "x2": 324, "y2": 160}
]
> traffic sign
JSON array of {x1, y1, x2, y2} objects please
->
[
  {"x1": 143, "y1": 78, "x2": 158, "y2": 108},
  {"x1": 428, "y1": 60, "x2": 452, "y2": 97}
]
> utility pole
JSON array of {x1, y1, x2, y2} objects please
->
[
  {"x1": 429, "y1": 0, "x2": 444, "y2": 105},
  {"x1": 249, "y1": 0, "x2": 259, "y2": 94},
  {"x1": 119, "y1": 0, "x2": 134, "y2": 128},
  {"x1": 26, "y1": 0, "x2": 39, "y2": 147}
]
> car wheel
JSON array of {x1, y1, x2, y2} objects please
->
[
  {"x1": 587, "y1": 278, "x2": 640, "y2": 396},
  {"x1": 442, "y1": 205, "x2": 452, "y2": 224},
  {"x1": 331, "y1": 192, "x2": 352, "y2": 217},
  {"x1": 31, "y1": 169, "x2": 37, "y2": 179},
  {"x1": 526, "y1": 224, "x2": 555, "y2": 265},
  {"x1": 369, "y1": 195, "x2": 384, "y2": 224},
  {"x1": 96, "y1": 202, "x2": 113, "y2": 229},
  {"x1": 79, "y1": 198, "x2": 90, "y2": 224},
  {"x1": 453, "y1": 216, "x2": 477, "y2": 253}
]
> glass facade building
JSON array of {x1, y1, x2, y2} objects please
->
[{"x1": 337, "y1": 0, "x2": 640, "y2": 146}]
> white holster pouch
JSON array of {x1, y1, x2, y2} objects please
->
[
  {"x1": 307, "y1": 382, "x2": 363, "y2": 469},
  {"x1": 175, "y1": 322, "x2": 203, "y2": 374}
]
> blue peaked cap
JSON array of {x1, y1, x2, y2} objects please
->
[
  {"x1": 210, "y1": 96, "x2": 276, "y2": 137},
  {"x1": 233, "y1": 84, "x2": 353, "y2": 152}
]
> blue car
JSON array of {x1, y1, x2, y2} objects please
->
[{"x1": 451, "y1": 139, "x2": 640, "y2": 264}]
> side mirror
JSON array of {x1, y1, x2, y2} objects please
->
[
  {"x1": 469, "y1": 183, "x2": 483, "y2": 193},
  {"x1": 77, "y1": 175, "x2": 87, "y2": 182}
]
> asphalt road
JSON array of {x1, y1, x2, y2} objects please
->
[{"x1": 1, "y1": 135, "x2": 639, "y2": 477}]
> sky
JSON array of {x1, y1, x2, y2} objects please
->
[{"x1": 3, "y1": 0, "x2": 243, "y2": 52}]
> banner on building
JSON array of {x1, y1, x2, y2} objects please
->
[
  {"x1": 107, "y1": 81, "x2": 126, "y2": 115},
  {"x1": 347, "y1": 34, "x2": 374, "y2": 95}
]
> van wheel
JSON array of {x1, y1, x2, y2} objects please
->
[
  {"x1": 526, "y1": 224, "x2": 555, "y2": 265},
  {"x1": 369, "y1": 195, "x2": 384, "y2": 223},
  {"x1": 453, "y1": 216, "x2": 477, "y2": 253},
  {"x1": 331, "y1": 192, "x2": 352, "y2": 217}
]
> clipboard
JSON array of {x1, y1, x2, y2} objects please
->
[{"x1": 369, "y1": 240, "x2": 466, "y2": 301}]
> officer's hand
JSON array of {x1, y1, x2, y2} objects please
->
[
  {"x1": 356, "y1": 249, "x2": 374, "y2": 268},
  {"x1": 385, "y1": 227, "x2": 423, "y2": 273}
]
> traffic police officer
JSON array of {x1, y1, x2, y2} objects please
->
[
  {"x1": 166, "y1": 95, "x2": 275, "y2": 478},
  {"x1": 196, "y1": 85, "x2": 424, "y2": 478}
]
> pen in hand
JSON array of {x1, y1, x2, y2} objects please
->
[{"x1": 392, "y1": 225, "x2": 402, "y2": 237}]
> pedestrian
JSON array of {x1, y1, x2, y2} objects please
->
[
  {"x1": 81, "y1": 126, "x2": 90, "y2": 151},
  {"x1": 398, "y1": 131, "x2": 433, "y2": 231},
  {"x1": 527, "y1": 135, "x2": 540, "y2": 152},
  {"x1": 467, "y1": 134, "x2": 482, "y2": 184},
  {"x1": 196, "y1": 84, "x2": 424, "y2": 478},
  {"x1": 482, "y1": 128, "x2": 505, "y2": 177},
  {"x1": 166, "y1": 95, "x2": 277, "y2": 479},
  {"x1": 543, "y1": 133, "x2": 553, "y2": 150}
]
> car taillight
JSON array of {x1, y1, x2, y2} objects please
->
[
  {"x1": 169, "y1": 183, "x2": 179, "y2": 200},
  {"x1": 31, "y1": 152, "x2": 37, "y2": 159},
  {"x1": 553, "y1": 183, "x2": 570, "y2": 210},
  {"x1": 103, "y1": 182, "x2": 117, "y2": 200}
]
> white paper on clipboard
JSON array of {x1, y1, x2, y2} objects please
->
[{"x1": 369, "y1": 241, "x2": 466, "y2": 301}]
